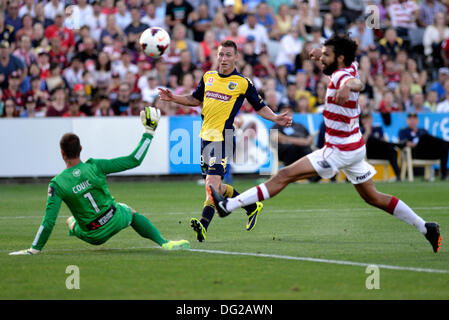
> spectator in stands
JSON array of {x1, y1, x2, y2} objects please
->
[
  {"x1": 314, "y1": 81, "x2": 327, "y2": 113},
  {"x1": 197, "y1": 30, "x2": 219, "y2": 67},
  {"x1": 387, "y1": 0, "x2": 420, "y2": 38},
  {"x1": 121, "y1": 91, "x2": 142, "y2": 116},
  {"x1": 275, "y1": 4, "x2": 292, "y2": 38},
  {"x1": 74, "y1": 83, "x2": 93, "y2": 116},
  {"x1": 44, "y1": 12, "x2": 75, "y2": 54},
  {"x1": 111, "y1": 82, "x2": 131, "y2": 115},
  {"x1": 0, "y1": 11, "x2": 15, "y2": 44},
  {"x1": 142, "y1": 1, "x2": 166, "y2": 30},
  {"x1": 399, "y1": 112, "x2": 448, "y2": 180},
  {"x1": 100, "y1": 14, "x2": 125, "y2": 49},
  {"x1": 321, "y1": 13, "x2": 334, "y2": 40},
  {"x1": 329, "y1": 0, "x2": 350, "y2": 34},
  {"x1": 45, "y1": 62, "x2": 66, "y2": 93},
  {"x1": 142, "y1": 70, "x2": 160, "y2": 105},
  {"x1": 223, "y1": 0, "x2": 245, "y2": 25},
  {"x1": 171, "y1": 23, "x2": 197, "y2": 64},
  {"x1": 3, "y1": 70, "x2": 24, "y2": 107},
  {"x1": 63, "y1": 56, "x2": 84, "y2": 90},
  {"x1": 409, "y1": 92, "x2": 432, "y2": 113},
  {"x1": 63, "y1": 96, "x2": 87, "y2": 117},
  {"x1": 223, "y1": 21, "x2": 246, "y2": 52},
  {"x1": 271, "y1": 105, "x2": 314, "y2": 166},
  {"x1": 436, "y1": 80, "x2": 449, "y2": 113},
  {"x1": 19, "y1": 0, "x2": 35, "y2": 18},
  {"x1": 20, "y1": 94, "x2": 39, "y2": 118},
  {"x1": 125, "y1": 6, "x2": 149, "y2": 51},
  {"x1": 211, "y1": 12, "x2": 229, "y2": 43},
  {"x1": 165, "y1": 0, "x2": 194, "y2": 31},
  {"x1": 12, "y1": 35, "x2": 36, "y2": 67},
  {"x1": 348, "y1": 17, "x2": 375, "y2": 53},
  {"x1": 33, "y1": 2, "x2": 53, "y2": 29},
  {"x1": 238, "y1": 12, "x2": 269, "y2": 55},
  {"x1": 114, "y1": 0, "x2": 131, "y2": 31},
  {"x1": 429, "y1": 67, "x2": 449, "y2": 101},
  {"x1": 94, "y1": 94, "x2": 114, "y2": 116},
  {"x1": 360, "y1": 112, "x2": 402, "y2": 181},
  {"x1": 379, "y1": 28, "x2": 404, "y2": 61},
  {"x1": 46, "y1": 86, "x2": 68, "y2": 117},
  {"x1": 92, "y1": 51, "x2": 112, "y2": 92},
  {"x1": 44, "y1": 0, "x2": 64, "y2": 21},
  {"x1": 275, "y1": 26, "x2": 304, "y2": 72},
  {"x1": 255, "y1": 2, "x2": 277, "y2": 39},
  {"x1": 169, "y1": 49, "x2": 196, "y2": 87},
  {"x1": 2, "y1": 97, "x2": 18, "y2": 117},
  {"x1": 423, "y1": 12, "x2": 449, "y2": 69},
  {"x1": 424, "y1": 89, "x2": 439, "y2": 112},
  {"x1": 406, "y1": 58, "x2": 428, "y2": 89},
  {"x1": 190, "y1": 3, "x2": 212, "y2": 43},
  {"x1": 419, "y1": 0, "x2": 446, "y2": 28},
  {"x1": 26, "y1": 75, "x2": 49, "y2": 112},
  {"x1": 5, "y1": 0, "x2": 22, "y2": 31},
  {"x1": 280, "y1": 82, "x2": 298, "y2": 111},
  {"x1": 15, "y1": 14, "x2": 34, "y2": 42},
  {"x1": 0, "y1": 40, "x2": 26, "y2": 89},
  {"x1": 379, "y1": 89, "x2": 400, "y2": 113},
  {"x1": 113, "y1": 49, "x2": 138, "y2": 80}
]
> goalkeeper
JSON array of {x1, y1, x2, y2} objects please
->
[{"x1": 10, "y1": 107, "x2": 190, "y2": 255}]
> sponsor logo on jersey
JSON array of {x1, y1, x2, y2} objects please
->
[
  {"x1": 209, "y1": 156, "x2": 216, "y2": 166},
  {"x1": 228, "y1": 81, "x2": 237, "y2": 90},
  {"x1": 48, "y1": 186, "x2": 54, "y2": 197},
  {"x1": 72, "y1": 179, "x2": 92, "y2": 194},
  {"x1": 73, "y1": 169, "x2": 81, "y2": 177},
  {"x1": 206, "y1": 77, "x2": 215, "y2": 86},
  {"x1": 205, "y1": 91, "x2": 232, "y2": 101}
]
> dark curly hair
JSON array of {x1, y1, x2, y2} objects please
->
[{"x1": 323, "y1": 33, "x2": 358, "y2": 67}]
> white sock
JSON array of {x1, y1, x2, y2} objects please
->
[
  {"x1": 393, "y1": 199, "x2": 427, "y2": 234},
  {"x1": 226, "y1": 183, "x2": 270, "y2": 212}
]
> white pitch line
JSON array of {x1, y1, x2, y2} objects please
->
[
  {"x1": 4, "y1": 245, "x2": 448, "y2": 275},
  {"x1": 188, "y1": 248, "x2": 449, "y2": 274}
]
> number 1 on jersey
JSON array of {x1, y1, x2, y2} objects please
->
[{"x1": 83, "y1": 192, "x2": 100, "y2": 213}]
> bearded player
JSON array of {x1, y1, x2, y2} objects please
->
[
  {"x1": 208, "y1": 33, "x2": 441, "y2": 253},
  {"x1": 158, "y1": 40, "x2": 292, "y2": 242},
  {"x1": 10, "y1": 107, "x2": 189, "y2": 255}
]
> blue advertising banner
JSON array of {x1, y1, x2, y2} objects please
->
[{"x1": 168, "y1": 113, "x2": 449, "y2": 175}]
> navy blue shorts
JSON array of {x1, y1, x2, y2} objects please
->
[{"x1": 200, "y1": 136, "x2": 235, "y2": 178}]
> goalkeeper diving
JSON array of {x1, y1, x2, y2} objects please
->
[{"x1": 9, "y1": 107, "x2": 190, "y2": 255}]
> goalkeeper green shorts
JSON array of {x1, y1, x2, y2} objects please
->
[{"x1": 69, "y1": 203, "x2": 133, "y2": 245}]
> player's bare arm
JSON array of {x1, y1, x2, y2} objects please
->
[
  {"x1": 158, "y1": 88, "x2": 201, "y2": 106},
  {"x1": 335, "y1": 78, "x2": 364, "y2": 105},
  {"x1": 256, "y1": 106, "x2": 293, "y2": 127}
]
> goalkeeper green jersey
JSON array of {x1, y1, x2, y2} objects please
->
[{"x1": 31, "y1": 133, "x2": 153, "y2": 251}]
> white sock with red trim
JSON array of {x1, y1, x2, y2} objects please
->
[
  {"x1": 226, "y1": 183, "x2": 270, "y2": 212},
  {"x1": 388, "y1": 197, "x2": 427, "y2": 234}
]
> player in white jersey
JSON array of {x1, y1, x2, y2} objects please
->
[{"x1": 208, "y1": 33, "x2": 441, "y2": 253}]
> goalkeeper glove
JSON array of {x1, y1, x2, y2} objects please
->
[
  {"x1": 9, "y1": 248, "x2": 41, "y2": 255},
  {"x1": 140, "y1": 106, "x2": 161, "y2": 136}
]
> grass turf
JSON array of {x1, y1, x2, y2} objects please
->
[{"x1": 1, "y1": 179, "x2": 448, "y2": 300}]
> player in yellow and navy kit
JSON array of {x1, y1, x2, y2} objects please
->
[{"x1": 158, "y1": 40, "x2": 292, "y2": 242}]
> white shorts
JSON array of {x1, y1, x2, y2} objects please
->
[{"x1": 306, "y1": 145, "x2": 376, "y2": 184}]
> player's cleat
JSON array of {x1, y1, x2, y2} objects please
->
[
  {"x1": 9, "y1": 248, "x2": 40, "y2": 255},
  {"x1": 246, "y1": 202, "x2": 263, "y2": 231},
  {"x1": 190, "y1": 218, "x2": 207, "y2": 242},
  {"x1": 207, "y1": 185, "x2": 231, "y2": 218},
  {"x1": 424, "y1": 222, "x2": 442, "y2": 253},
  {"x1": 161, "y1": 240, "x2": 190, "y2": 251}
]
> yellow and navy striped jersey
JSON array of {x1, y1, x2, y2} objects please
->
[{"x1": 192, "y1": 69, "x2": 266, "y2": 141}]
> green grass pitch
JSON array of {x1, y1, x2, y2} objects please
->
[{"x1": 1, "y1": 179, "x2": 448, "y2": 299}]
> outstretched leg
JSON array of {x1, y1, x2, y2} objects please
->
[
  {"x1": 131, "y1": 210, "x2": 167, "y2": 246},
  {"x1": 354, "y1": 179, "x2": 441, "y2": 253},
  {"x1": 209, "y1": 156, "x2": 317, "y2": 216}
]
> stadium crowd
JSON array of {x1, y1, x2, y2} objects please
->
[{"x1": 1, "y1": 0, "x2": 449, "y2": 119}]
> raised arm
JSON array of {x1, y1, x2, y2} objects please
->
[{"x1": 158, "y1": 88, "x2": 202, "y2": 106}]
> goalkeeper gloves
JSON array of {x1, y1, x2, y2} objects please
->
[
  {"x1": 140, "y1": 106, "x2": 161, "y2": 136},
  {"x1": 9, "y1": 248, "x2": 41, "y2": 255}
]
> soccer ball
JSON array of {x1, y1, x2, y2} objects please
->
[{"x1": 139, "y1": 27, "x2": 170, "y2": 59}]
